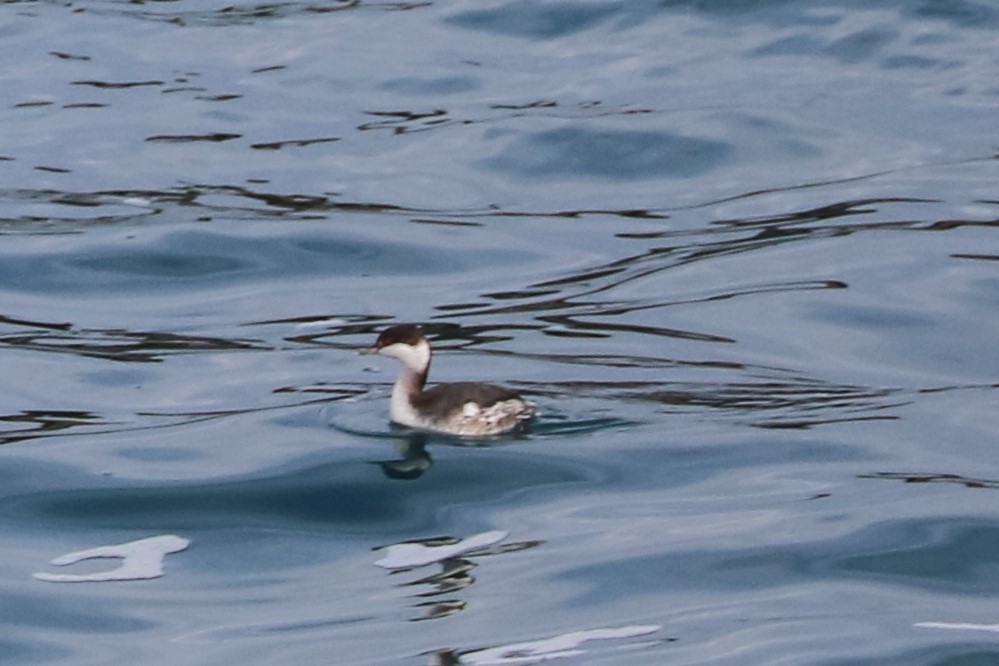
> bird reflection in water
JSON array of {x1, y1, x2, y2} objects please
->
[
  {"x1": 370, "y1": 431, "x2": 433, "y2": 480},
  {"x1": 370, "y1": 427, "x2": 526, "y2": 481},
  {"x1": 374, "y1": 530, "x2": 542, "y2": 622}
]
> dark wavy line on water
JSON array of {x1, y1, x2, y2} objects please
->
[
  {"x1": 357, "y1": 100, "x2": 653, "y2": 135},
  {"x1": 145, "y1": 133, "x2": 242, "y2": 143},
  {"x1": 536, "y1": 314, "x2": 734, "y2": 343},
  {"x1": 437, "y1": 275, "x2": 845, "y2": 321},
  {"x1": 0, "y1": 389, "x2": 364, "y2": 448},
  {"x1": 668, "y1": 153, "x2": 995, "y2": 213},
  {"x1": 77, "y1": 0, "x2": 428, "y2": 27},
  {"x1": 33, "y1": 165, "x2": 71, "y2": 174},
  {"x1": 49, "y1": 51, "x2": 90, "y2": 61},
  {"x1": 0, "y1": 315, "x2": 269, "y2": 362},
  {"x1": 250, "y1": 136, "x2": 340, "y2": 150},
  {"x1": 860, "y1": 472, "x2": 999, "y2": 490},
  {"x1": 952, "y1": 252, "x2": 999, "y2": 262},
  {"x1": 9, "y1": 181, "x2": 966, "y2": 230},
  {"x1": 0, "y1": 184, "x2": 670, "y2": 227},
  {"x1": 71, "y1": 79, "x2": 163, "y2": 89}
]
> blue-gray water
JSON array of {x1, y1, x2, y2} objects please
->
[{"x1": 2, "y1": 0, "x2": 998, "y2": 663}]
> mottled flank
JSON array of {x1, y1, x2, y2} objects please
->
[{"x1": 415, "y1": 384, "x2": 537, "y2": 436}]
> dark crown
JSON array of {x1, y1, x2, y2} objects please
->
[{"x1": 374, "y1": 324, "x2": 426, "y2": 349}]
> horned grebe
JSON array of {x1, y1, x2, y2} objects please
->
[{"x1": 363, "y1": 324, "x2": 536, "y2": 437}]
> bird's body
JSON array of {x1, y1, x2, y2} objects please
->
[{"x1": 364, "y1": 325, "x2": 536, "y2": 437}]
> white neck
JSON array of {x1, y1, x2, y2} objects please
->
[
  {"x1": 379, "y1": 340, "x2": 432, "y2": 428},
  {"x1": 390, "y1": 367, "x2": 424, "y2": 427}
]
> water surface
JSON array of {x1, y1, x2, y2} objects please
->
[{"x1": 1, "y1": 0, "x2": 998, "y2": 664}]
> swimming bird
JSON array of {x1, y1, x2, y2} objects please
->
[{"x1": 363, "y1": 324, "x2": 536, "y2": 436}]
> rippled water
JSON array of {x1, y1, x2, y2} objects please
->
[{"x1": 1, "y1": 0, "x2": 998, "y2": 664}]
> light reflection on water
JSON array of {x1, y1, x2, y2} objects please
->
[{"x1": 0, "y1": 0, "x2": 998, "y2": 664}]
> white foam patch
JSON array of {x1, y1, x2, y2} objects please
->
[
  {"x1": 294, "y1": 318, "x2": 346, "y2": 330},
  {"x1": 375, "y1": 530, "x2": 508, "y2": 570},
  {"x1": 34, "y1": 534, "x2": 190, "y2": 583},
  {"x1": 915, "y1": 621, "x2": 999, "y2": 633},
  {"x1": 457, "y1": 625, "x2": 662, "y2": 665}
]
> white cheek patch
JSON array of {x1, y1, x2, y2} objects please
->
[{"x1": 379, "y1": 340, "x2": 430, "y2": 373}]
